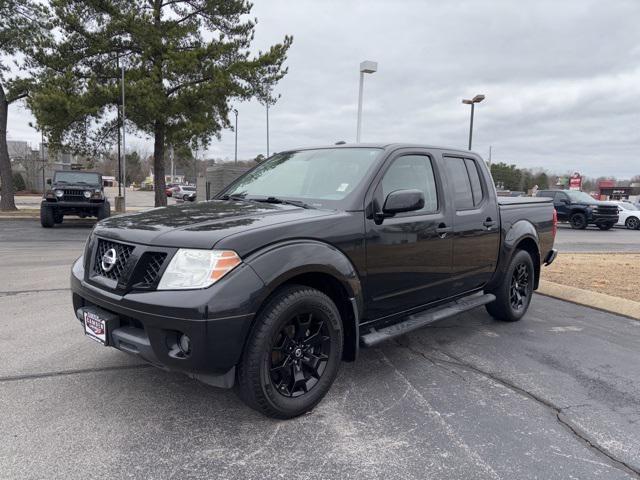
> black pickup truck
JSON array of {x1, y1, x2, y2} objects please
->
[{"x1": 71, "y1": 144, "x2": 557, "y2": 418}]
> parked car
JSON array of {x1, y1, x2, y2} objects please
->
[
  {"x1": 165, "y1": 183, "x2": 179, "y2": 197},
  {"x1": 71, "y1": 144, "x2": 557, "y2": 418},
  {"x1": 173, "y1": 185, "x2": 197, "y2": 201},
  {"x1": 41, "y1": 170, "x2": 110, "y2": 228},
  {"x1": 535, "y1": 189, "x2": 619, "y2": 230},
  {"x1": 612, "y1": 201, "x2": 640, "y2": 230}
]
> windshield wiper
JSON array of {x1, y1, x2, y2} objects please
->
[{"x1": 257, "y1": 196, "x2": 315, "y2": 209}]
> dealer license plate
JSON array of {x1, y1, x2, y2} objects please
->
[{"x1": 84, "y1": 310, "x2": 107, "y2": 345}]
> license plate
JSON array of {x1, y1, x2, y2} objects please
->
[{"x1": 84, "y1": 310, "x2": 107, "y2": 345}]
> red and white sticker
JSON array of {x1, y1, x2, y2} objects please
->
[{"x1": 84, "y1": 311, "x2": 106, "y2": 344}]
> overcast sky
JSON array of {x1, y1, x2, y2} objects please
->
[{"x1": 7, "y1": 0, "x2": 640, "y2": 178}]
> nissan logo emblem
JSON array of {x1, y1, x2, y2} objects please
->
[{"x1": 101, "y1": 248, "x2": 117, "y2": 272}]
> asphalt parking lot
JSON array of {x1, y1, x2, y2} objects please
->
[
  {"x1": 1, "y1": 219, "x2": 639, "y2": 479},
  {"x1": 555, "y1": 224, "x2": 640, "y2": 252}
]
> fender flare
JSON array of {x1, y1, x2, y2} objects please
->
[
  {"x1": 245, "y1": 239, "x2": 364, "y2": 360},
  {"x1": 486, "y1": 220, "x2": 541, "y2": 292}
]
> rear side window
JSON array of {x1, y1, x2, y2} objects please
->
[
  {"x1": 444, "y1": 157, "x2": 474, "y2": 210},
  {"x1": 381, "y1": 155, "x2": 438, "y2": 214},
  {"x1": 464, "y1": 158, "x2": 484, "y2": 206},
  {"x1": 537, "y1": 191, "x2": 556, "y2": 200}
]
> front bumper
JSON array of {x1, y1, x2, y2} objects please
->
[{"x1": 71, "y1": 256, "x2": 264, "y2": 387}]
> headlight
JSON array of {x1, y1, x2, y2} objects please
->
[
  {"x1": 83, "y1": 190, "x2": 91, "y2": 198},
  {"x1": 55, "y1": 189, "x2": 64, "y2": 197},
  {"x1": 157, "y1": 249, "x2": 241, "y2": 290}
]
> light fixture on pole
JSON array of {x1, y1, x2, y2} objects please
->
[
  {"x1": 356, "y1": 60, "x2": 377, "y2": 143},
  {"x1": 461, "y1": 94, "x2": 485, "y2": 150},
  {"x1": 233, "y1": 108, "x2": 238, "y2": 164}
]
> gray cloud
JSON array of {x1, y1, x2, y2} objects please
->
[{"x1": 7, "y1": 0, "x2": 640, "y2": 177}]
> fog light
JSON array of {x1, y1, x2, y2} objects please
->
[{"x1": 178, "y1": 334, "x2": 191, "y2": 355}]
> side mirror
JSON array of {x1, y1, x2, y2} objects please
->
[
  {"x1": 46, "y1": 178, "x2": 52, "y2": 185},
  {"x1": 382, "y1": 189, "x2": 425, "y2": 215}
]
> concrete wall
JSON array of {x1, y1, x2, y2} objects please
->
[{"x1": 204, "y1": 164, "x2": 252, "y2": 200}]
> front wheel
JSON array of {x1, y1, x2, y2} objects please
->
[
  {"x1": 97, "y1": 201, "x2": 111, "y2": 220},
  {"x1": 625, "y1": 217, "x2": 640, "y2": 230},
  {"x1": 40, "y1": 206, "x2": 55, "y2": 228},
  {"x1": 236, "y1": 285, "x2": 343, "y2": 419},
  {"x1": 486, "y1": 249, "x2": 535, "y2": 322}
]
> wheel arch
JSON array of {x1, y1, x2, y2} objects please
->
[
  {"x1": 487, "y1": 220, "x2": 541, "y2": 291},
  {"x1": 246, "y1": 240, "x2": 364, "y2": 362}
]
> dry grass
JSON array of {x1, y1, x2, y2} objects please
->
[{"x1": 543, "y1": 253, "x2": 640, "y2": 303}]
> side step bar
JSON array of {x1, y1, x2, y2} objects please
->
[{"x1": 360, "y1": 292, "x2": 496, "y2": 347}]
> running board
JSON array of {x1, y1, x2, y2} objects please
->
[{"x1": 360, "y1": 292, "x2": 496, "y2": 347}]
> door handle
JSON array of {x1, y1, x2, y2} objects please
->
[
  {"x1": 436, "y1": 223, "x2": 452, "y2": 238},
  {"x1": 483, "y1": 218, "x2": 497, "y2": 229}
]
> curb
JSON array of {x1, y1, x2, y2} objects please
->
[{"x1": 537, "y1": 279, "x2": 640, "y2": 321}]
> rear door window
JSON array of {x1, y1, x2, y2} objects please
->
[
  {"x1": 443, "y1": 157, "x2": 474, "y2": 210},
  {"x1": 464, "y1": 158, "x2": 484, "y2": 206}
]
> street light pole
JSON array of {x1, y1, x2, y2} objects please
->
[
  {"x1": 356, "y1": 60, "x2": 377, "y2": 143},
  {"x1": 121, "y1": 64, "x2": 126, "y2": 208},
  {"x1": 233, "y1": 108, "x2": 238, "y2": 164},
  {"x1": 462, "y1": 94, "x2": 485, "y2": 151},
  {"x1": 266, "y1": 103, "x2": 270, "y2": 158},
  {"x1": 41, "y1": 130, "x2": 45, "y2": 193},
  {"x1": 116, "y1": 54, "x2": 122, "y2": 198}
]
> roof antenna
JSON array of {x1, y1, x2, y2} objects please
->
[{"x1": 335, "y1": 140, "x2": 346, "y2": 145}]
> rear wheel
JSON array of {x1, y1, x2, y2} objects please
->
[
  {"x1": 236, "y1": 285, "x2": 343, "y2": 419},
  {"x1": 625, "y1": 217, "x2": 640, "y2": 230},
  {"x1": 486, "y1": 249, "x2": 534, "y2": 322},
  {"x1": 569, "y1": 212, "x2": 587, "y2": 229},
  {"x1": 40, "y1": 206, "x2": 55, "y2": 228}
]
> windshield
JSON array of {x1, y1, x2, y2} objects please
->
[
  {"x1": 54, "y1": 171, "x2": 101, "y2": 185},
  {"x1": 565, "y1": 190, "x2": 597, "y2": 203},
  {"x1": 223, "y1": 148, "x2": 382, "y2": 208},
  {"x1": 618, "y1": 202, "x2": 638, "y2": 211},
  {"x1": 183, "y1": 186, "x2": 196, "y2": 191}
]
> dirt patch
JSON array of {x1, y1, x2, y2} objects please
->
[{"x1": 543, "y1": 253, "x2": 640, "y2": 303}]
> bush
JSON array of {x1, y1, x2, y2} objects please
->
[{"x1": 12, "y1": 172, "x2": 26, "y2": 192}]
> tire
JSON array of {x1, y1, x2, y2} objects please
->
[
  {"x1": 40, "y1": 206, "x2": 55, "y2": 228},
  {"x1": 625, "y1": 217, "x2": 640, "y2": 230},
  {"x1": 486, "y1": 249, "x2": 535, "y2": 322},
  {"x1": 596, "y1": 222, "x2": 613, "y2": 231},
  {"x1": 54, "y1": 212, "x2": 64, "y2": 224},
  {"x1": 97, "y1": 201, "x2": 111, "y2": 220},
  {"x1": 236, "y1": 285, "x2": 343, "y2": 419},
  {"x1": 569, "y1": 212, "x2": 587, "y2": 229},
  {"x1": 183, "y1": 194, "x2": 189, "y2": 201}
]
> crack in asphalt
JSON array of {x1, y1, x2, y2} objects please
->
[
  {"x1": 0, "y1": 287, "x2": 71, "y2": 297},
  {"x1": 0, "y1": 364, "x2": 151, "y2": 383},
  {"x1": 398, "y1": 341, "x2": 640, "y2": 479}
]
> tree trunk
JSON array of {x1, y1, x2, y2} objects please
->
[
  {"x1": 0, "y1": 88, "x2": 17, "y2": 211},
  {"x1": 153, "y1": 120, "x2": 167, "y2": 207}
]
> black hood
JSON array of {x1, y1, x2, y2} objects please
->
[{"x1": 93, "y1": 200, "x2": 334, "y2": 249}]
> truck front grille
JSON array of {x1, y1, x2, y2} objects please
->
[
  {"x1": 594, "y1": 205, "x2": 619, "y2": 216},
  {"x1": 62, "y1": 189, "x2": 87, "y2": 201},
  {"x1": 136, "y1": 252, "x2": 168, "y2": 288},
  {"x1": 93, "y1": 239, "x2": 135, "y2": 282}
]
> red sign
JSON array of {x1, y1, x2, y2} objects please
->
[{"x1": 569, "y1": 172, "x2": 582, "y2": 191}]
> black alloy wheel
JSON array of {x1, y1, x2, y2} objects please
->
[
  {"x1": 509, "y1": 263, "x2": 530, "y2": 312},
  {"x1": 570, "y1": 212, "x2": 587, "y2": 229},
  {"x1": 270, "y1": 312, "x2": 331, "y2": 398},
  {"x1": 486, "y1": 249, "x2": 534, "y2": 322},
  {"x1": 236, "y1": 285, "x2": 343, "y2": 419}
]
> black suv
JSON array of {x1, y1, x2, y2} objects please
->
[
  {"x1": 41, "y1": 171, "x2": 110, "y2": 227},
  {"x1": 535, "y1": 189, "x2": 619, "y2": 230}
]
